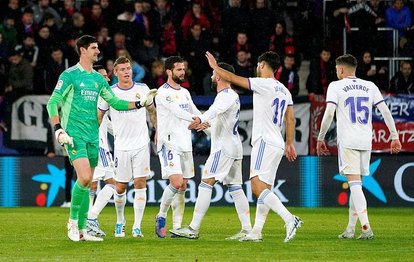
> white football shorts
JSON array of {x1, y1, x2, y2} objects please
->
[
  {"x1": 202, "y1": 150, "x2": 242, "y2": 185},
  {"x1": 338, "y1": 145, "x2": 371, "y2": 176},
  {"x1": 93, "y1": 146, "x2": 114, "y2": 181},
  {"x1": 114, "y1": 145, "x2": 151, "y2": 183},
  {"x1": 249, "y1": 139, "x2": 284, "y2": 186},
  {"x1": 158, "y1": 145, "x2": 194, "y2": 179}
]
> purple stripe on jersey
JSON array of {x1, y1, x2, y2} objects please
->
[
  {"x1": 115, "y1": 83, "x2": 135, "y2": 91},
  {"x1": 326, "y1": 101, "x2": 337, "y2": 105},
  {"x1": 248, "y1": 78, "x2": 252, "y2": 90},
  {"x1": 374, "y1": 100, "x2": 384, "y2": 107}
]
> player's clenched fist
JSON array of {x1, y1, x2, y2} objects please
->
[{"x1": 54, "y1": 124, "x2": 74, "y2": 147}]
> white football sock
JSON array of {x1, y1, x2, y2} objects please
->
[
  {"x1": 114, "y1": 191, "x2": 126, "y2": 224},
  {"x1": 190, "y1": 182, "x2": 213, "y2": 231},
  {"x1": 88, "y1": 184, "x2": 115, "y2": 219},
  {"x1": 261, "y1": 189, "x2": 293, "y2": 224},
  {"x1": 349, "y1": 181, "x2": 370, "y2": 230},
  {"x1": 89, "y1": 190, "x2": 96, "y2": 211},
  {"x1": 347, "y1": 192, "x2": 358, "y2": 230},
  {"x1": 228, "y1": 185, "x2": 252, "y2": 231},
  {"x1": 171, "y1": 189, "x2": 185, "y2": 229},
  {"x1": 133, "y1": 188, "x2": 147, "y2": 230},
  {"x1": 158, "y1": 184, "x2": 178, "y2": 218},
  {"x1": 251, "y1": 194, "x2": 270, "y2": 234}
]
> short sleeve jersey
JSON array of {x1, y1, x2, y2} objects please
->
[
  {"x1": 155, "y1": 83, "x2": 196, "y2": 153},
  {"x1": 248, "y1": 77, "x2": 293, "y2": 149},
  {"x1": 202, "y1": 88, "x2": 243, "y2": 159},
  {"x1": 51, "y1": 63, "x2": 119, "y2": 142},
  {"x1": 326, "y1": 77, "x2": 384, "y2": 150},
  {"x1": 98, "y1": 83, "x2": 150, "y2": 150}
]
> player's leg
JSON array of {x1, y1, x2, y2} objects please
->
[
  {"x1": 89, "y1": 181, "x2": 98, "y2": 211},
  {"x1": 171, "y1": 152, "x2": 194, "y2": 232},
  {"x1": 341, "y1": 148, "x2": 373, "y2": 240},
  {"x1": 132, "y1": 178, "x2": 146, "y2": 238},
  {"x1": 338, "y1": 195, "x2": 357, "y2": 239},
  {"x1": 155, "y1": 147, "x2": 186, "y2": 238},
  {"x1": 171, "y1": 189, "x2": 185, "y2": 230},
  {"x1": 224, "y1": 159, "x2": 251, "y2": 240}
]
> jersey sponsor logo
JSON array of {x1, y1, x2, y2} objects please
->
[{"x1": 55, "y1": 80, "x2": 63, "y2": 90}]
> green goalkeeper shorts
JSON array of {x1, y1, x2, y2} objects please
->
[{"x1": 65, "y1": 137, "x2": 99, "y2": 168}]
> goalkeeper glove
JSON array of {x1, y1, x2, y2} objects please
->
[
  {"x1": 54, "y1": 124, "x2": 74, "y2": 147},
  {"x1": 135, "y1": 89, "x2": 157, "y2": 108}
]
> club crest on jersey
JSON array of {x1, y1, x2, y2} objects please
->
[
  {"x1": 55, "y1": 80, "x2": 63, "y2": 90},
  {"x1": 71, "y1": 149, "x2": 77, "y2": 155},
  {"x1": 136, "y1": 92, "x2": 141, "y2": 99},
  {"x1": 166, "y1": 96, "x2": 172, "y2": 102}
]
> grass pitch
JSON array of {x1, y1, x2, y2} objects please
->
[{"x1": 0, "y1": 207, "x2": 413, "y2": 261}]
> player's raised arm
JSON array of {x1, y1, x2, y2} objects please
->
[{"x1": 205, "y1": 51, "x2": 249, "y2": 89}]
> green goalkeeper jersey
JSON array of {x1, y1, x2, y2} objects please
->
[{"x1": 47, "y1": 63, "x2": 130, "y2": 142}]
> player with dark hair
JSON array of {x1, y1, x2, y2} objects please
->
[
  {"x1": 205, "y1": 51, "x2": 303, "y2": 243},
  {"x1": 47, "y1": 35, "x2": 157, "y2": 242}
]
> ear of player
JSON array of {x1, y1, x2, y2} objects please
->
[{"x1": 138, "y1": 89, "x2": 158, "y2": 108}]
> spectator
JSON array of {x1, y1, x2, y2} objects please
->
[
  {"x1": 232, "y1": 50, "x2": 254, "y2": 95},
  {"x1": 249, "y1": 0, "x2": 274, "y2": 57},
  {"x1": 114, "y1": 2, "x2": 143, "y2": 45},
  {"x1": 389, "y1": 61, "x2": 414, "y2": 94},
  {"x1": 0, "y1": 0, "x2": 21, "y2": 22},
  {"x1": 275, "y1": 54, "x2": 299, "y2": 98},
  {"x1": 386, "y1": 0, "x2": 412, "y2": 41},
  {"x1": 146, "y1": 59, "x2": 165, "y2": 89},
  {"x1": 105, "y1": 58, "x2": 115, "y2": 84},
  {"x1": 221, "y1": 0, "x2": 251, "y2": 51},
  {"x1": 85, "y1": 3, "x2": 105, "y2": 36},
  {"x1": 268, "y1": 20, "x2": 298, "y2": 67},
  {"x1": 61, "y1": 12, "x2": 87, "y2": 43},
  {"x1": 133, "y1": 0, "x2": 149, "y2": 35},
  {"x1": 160, "y1": 18, "x2": 177, "y2": 57},
  {"x1": 181, "y1": 23, "x2": 211, "y2": 95},
  {"x1": 181, "y1": 2, "x2": 211, "y2": 41},
  {"x1": 306, "y1": 47, "x2": 336, "y2": 97},
  {"x1": 135, "y1": 34, "x2": 160, "y2": 71},
  {"x1": 35, "y1": 26, "x2": 53, "y2": 71},
  {"x1": 15, "y1": 34, "x2": 38, "y2": 68},
  {"x1": 0, "y1": 32, "x2": 7, "y2": 93},
  {"x1": 99, "y1": 0, "x2": 118, "y2": 33},
  {"x1": 43, "y1": 46, "x2": 67, "y2": 93},
  {"x1": 368, "y1": 0, "x2": 388, "y2": 55},
  {"x1": 17, "y1": 8, "x2": 36, "y2": 37},
  {"x1": 226, "y1": 31, "x2": 252, "y2": 64},
  {"x1": 59, "y1": 0, "x2": 77, "y2": 24},
  {"x1": 326, "y1": 0, "x2": 349, "y2": 57},
  {"x1": 31, "y1": 0, "x2": 63, "y2": 29},
  {"x1": 0, "y1": 16, "x2": 18, "y2": 52},
  {"x1": 347, "y1": 0, "x2": 378, "y2": 56},
  {"x1": 147, "y1": 0, "x2": 178, "y2": 41},
  {"x1": 2, "y1": 48, "x2": 34, "y2": 126},
  {"x1": 356, "y1": 50, "x2": 388, "y2": 92}
]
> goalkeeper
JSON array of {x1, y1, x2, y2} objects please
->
[{"x1": 46, "y1": 35, "x2": 157, "y2": 242}]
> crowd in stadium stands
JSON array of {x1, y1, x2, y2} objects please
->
[{"x1": 0, "y1": 0, "x2": 414, "y2": 139}]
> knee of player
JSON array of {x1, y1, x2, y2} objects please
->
[
  {"x1": 201, "y1": 178, "x2": 216, "y2": 187},
  {"x1": 133, "y1": 177, "x2": 147, "y2": 189}
]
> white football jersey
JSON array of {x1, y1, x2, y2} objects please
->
[
  {"x1": 326, "y1": 77, "x2": 384, "y2": 150},
  {"x1": 155, "y1": 83, "x2": 200, "y2": 152},
  {"x1": 248, "y1": 77, "x2": 293, "y2": 149},
  {"x1": 98, "y1": 111, "x2": 113, "y2": 152},
  {"x1": 199, "y1": 88, "x2": 242, "y2": 159},
  {"x1": 98, "y1": 82, "x2": 150, "y2": 150}
]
